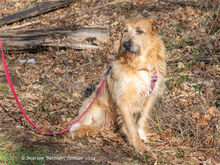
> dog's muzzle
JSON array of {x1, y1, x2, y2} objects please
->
[
  {"x1": 122, "y1": 39, "x2": 139, "y2": 53},
  {"x1": 123, "y1": 40, "x2": 132, "y2": 51}
]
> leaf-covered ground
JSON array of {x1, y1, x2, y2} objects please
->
[{"x1": 0, "y1": 0, "x2": 219, "y2": 164}]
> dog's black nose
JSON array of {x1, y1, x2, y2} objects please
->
[{"x1": 123, "y1": 40, "x2": 131, "y2": 50}]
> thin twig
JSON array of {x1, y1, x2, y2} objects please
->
[
  {"x1": 208, "y1": 7, "x2": 220, "y2": 34},
  {"x1": 159, "y1": 0, "x2": 200, "y2": 8},
  {"x1": 41, "y1": 53, "x2": 60, "y2": 80},
  {"x1": 201, "y1": 59, "x2": 213, "y2": 88},
  {"x1": 1, "y1": 20, "x2": 41, "y2": 30},
  {"x1": 154, "y1": 106, "x2": 162, "y2": 133},
  {"x1": 83, "y1": 0, "x2": 132, "y2": 13}
]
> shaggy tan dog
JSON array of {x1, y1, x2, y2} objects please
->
[{"x1": 70, "y1": 17, "x2": 166, "y2": 154}]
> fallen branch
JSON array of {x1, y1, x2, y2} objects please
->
[
  {"x1": 43, "y1": 42, "x2": 99, "y2": 49},
  {"x1": 1, "y1": 20, "x2": 41, "y2": 30},
  {"x1": 159, "y1": 0, "x2": 200, "y2": 8},
  {"x1": 0, "y1": 0, "x2": 74, "y2": 27},
  {"x1": 0, "y1": 25, "x2": 109, "y2": 52}
]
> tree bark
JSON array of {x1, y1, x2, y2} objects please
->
[{"x1": 0, "y1": 25, "x2": 109, "y2": 53}]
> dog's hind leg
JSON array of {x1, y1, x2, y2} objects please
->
[{"x1": 69, "y1": 100, "x2": 113, "y2": 138}]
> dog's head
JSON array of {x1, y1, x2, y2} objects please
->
[{"x1": 118, "y1": 17, "x2": 159, "y2": 60}]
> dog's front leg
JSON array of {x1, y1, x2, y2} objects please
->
[
  {"x1": 120, "y1": 104, "x2": 148, "y2": 154},
  {"x1": 137, "y1": 95, "x2": 157, "y2": 143}
]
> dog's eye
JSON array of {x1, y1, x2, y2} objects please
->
[
  {"x1": 136, "y1": 29, "x2": 144, "y2": 35},
  {"x1": 123, "y1": 29, "x2": 128, "y2": 33}
]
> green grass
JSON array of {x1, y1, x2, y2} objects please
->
[
  {"x1": 0, "y1": 85, "x2": 9, "y2": 93},
  {"x1": 192, "y1": 84, "x2": 202, "y2": 91},
  {"x1": 0, "y1": 135, "x2": 52, "y2": 165},
  {"x1": 176, "y1": 23, "x2": 188, "y2": 30},
  {"x1": 165, "y1": 40, "x2": 177, "y2": 51},
  {"x1": 143, "y1": 153, "x2": 147, "y2": 160},
  {"x1": 13, "y1": 147, "x2": 47, "y2": 165},
  {"x1": 175, "y1": 151, "x2": 183, "y2": 158},
  {"x1": 178, "y1": 75, "x2": 189, "y2": 83}
]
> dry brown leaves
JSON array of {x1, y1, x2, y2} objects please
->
[{"x1": 0, "y1": 0, "x2": 219, "y2": 164}]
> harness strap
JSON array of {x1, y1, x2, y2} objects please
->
[{"x1": 149, "y1": 72, "x2": 157, "y2": 95}]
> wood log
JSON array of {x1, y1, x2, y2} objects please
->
[
  {"x1": 0, "y1": 25, "x2": 109, "y2": 53},
  {"x1": 0, "y1": 0, "x2": 74, "y2": 27}
]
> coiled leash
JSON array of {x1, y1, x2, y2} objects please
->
[{"x1": 0, "y1": 39, "x2": 105, "y2": 135}]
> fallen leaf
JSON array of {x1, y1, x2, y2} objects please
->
[
  {"x1": 6, "y1": 143, "x2": 14, "y2": 148},
  {"x1": 24, "y1": 93, "x2": 38, "y2": 100},
  {"x1": 193, "y1": 112, "x2": 200, "y2": 119},
  {"x1": 178, "y1": 62, "x2": 184, "y2": 69},
  {"x1": 53, "y1": 67, "x2": 63, "y2": 74},
  {"x1": 72, "y1": 92, "x2": 80, "y2": 98},
  {"x1": 198, "y1": 117, "x2": 209, "y2": 126},
  {"x1": 110, "y1": 136, "x2": 121, "y2": 142},
  {"x1": 193, "y1": 68, "x2": 201, "y2": 75},
  {"x1": 208, "y1": 107, "x2": 216, "y2": 115}
]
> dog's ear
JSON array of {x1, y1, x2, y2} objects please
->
[
  {"x1": 149, "y1": 18, "x2": 159, "y2": 34},
  {"x1": 123, "y1": 18, "x2": 130, "y2": 26}
]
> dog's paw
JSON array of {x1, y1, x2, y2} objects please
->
[
  {"x1": 69, "y1": 125, "x2": 99, "y2": 139},
  {"x1": 131, "y1": 136, "x2": 149, "y2": 154},
  {"x1": 69, "y1": 123, "x2": 80, "y2": 132},
  {"x1": 133, "y1": 139, "x2": 157, "y2": 159},
  {"x1": 134, "y1": 143, "x2": 149, "y2": 154},
  {"x1": 69, "y1": 123, "x2": 81, "y2": 139},
  {"x1": 138, "y1": 128, "x2": 149, "y2": 143}
]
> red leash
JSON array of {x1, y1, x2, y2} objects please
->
[{"x1": 0, "y1": 39, "x2": 104, "y2": 135}]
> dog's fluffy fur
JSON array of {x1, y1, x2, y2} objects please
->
[{"x1": 70, "y1": 17, "x2": 166, "y2": 154}]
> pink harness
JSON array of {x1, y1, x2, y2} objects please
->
[{"x1": 149, "y1": 72, "x2": 158, "y2": 95}]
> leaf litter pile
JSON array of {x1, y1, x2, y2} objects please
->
[{"x1": 0, "y1": 0, "x2": 219, "y2": 164}]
